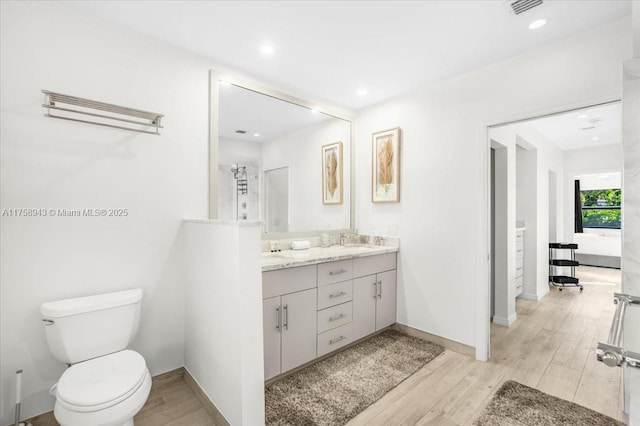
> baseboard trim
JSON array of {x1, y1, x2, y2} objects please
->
[
  {"x1": 519, "y1": 292, "x2": 539, "y2": 300},
  {"x1": 576, "y1": 253, "x2": 621, "y2": 269},
  {"x1": 491, "y1": 312, "x2": 517, "y2": 327},
  {"x1": 183, "y1": 367, "x2": 230, "y2": 426},
  {"x1": 393, "y1": 323, "x2": 475, "y2": 358}
]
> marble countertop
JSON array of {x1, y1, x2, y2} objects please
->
[{"x1": 262, "y1": 245, "x2": 398, "y2": 272}]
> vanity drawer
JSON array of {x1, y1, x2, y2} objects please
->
[
  {"x1": 318, "y1": 259, "x2": 353, "y2": 286},
  {"x1": 317, "y1": 281, "x2": 353, "y2": 310},
  {"x1": 516, "y1": 275, "x2": 523, "y2": 295},
  {"x1": 317, "y1": 301, "x2": 352, "y2": 333},
  {"x1": 516, "y1": 232, "x2": 524, "y2": 251},
  {"x1": 516, "y1": 257, "x2": 524, "y2": 273},
  {"x1": 317, "y1": 323, "x2": 352, "y2": 357},
  {"x1": 262, "y1": 264, "x2": 317, "y2": 299},
  {"x1": 353, "y1": 253, "x2": 397, "y2": 278}
]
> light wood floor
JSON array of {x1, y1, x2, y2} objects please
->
[
  {"x1": 27, "y1": 266, "x2": 623, "y2": 426},
  {"x1": 347, "y1": 265, "x2": 623, "y2": 425}
]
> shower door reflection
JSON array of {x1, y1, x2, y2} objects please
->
[
  {"x1": 218, "y1": 161, "x2": 259, "y2": 221},
  {"x1": 264, "y1": 167, "x2": 288, "y2": 233}
]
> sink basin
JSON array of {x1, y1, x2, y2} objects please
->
[
  {"x1": 265, "y1": 251, "x2": 311, "y2": 260},
  {"x1": 335, "y1": 244, "x2": 374, "y2": 250}
]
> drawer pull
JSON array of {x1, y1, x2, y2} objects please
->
[
  {"x1": 329, "y1": 335, "x2": 346, "y2": 345},
  {"x1": 329, "y1": 269, "x2": 347, "y2": 276},
  {"x1": 329, "y1": 291, "x2": 347, "y2": 299},
  {"x1": 329, "y1": 313, "x2": 346, "y2": 322},
  {"x1": 275, "y1": 307, "x2": 280, "y2": 332},
  {"x1": 517, "y1": 249, "x2": 523, "y2": 252},
  {"x1": 516, "y1": 267, "x2": 523, "y2": 271}
]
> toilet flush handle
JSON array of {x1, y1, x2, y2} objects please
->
[{"x1": 42, "y1": 319, "x2": 54, "y2": 326}]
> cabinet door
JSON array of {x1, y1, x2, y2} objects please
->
[
  {"x1": 376, "y1": 270, "x2": 397, "y2": 330},
  {"x1": 262, "y1": 296, "x2": 282, "y2": 380},
  {"x1": 352, "y1": 275, "x2": 377, "y2": 341},
  {"x1": 281, "y1": 288, "x2": 317, "y2": 373}
]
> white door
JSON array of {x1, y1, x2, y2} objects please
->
[
  {"x1": 281, "y1": 288, "x2": 317, "y2": 373},
  {"x1": 376, "y1": 270, "x2": 397, "y2": 330},
  {"x1": 352, "y1": 275, "x2": 377, "y2": 340},
  {"x1": 262, "y1": 296, "x2": 282, "y2": 380}
]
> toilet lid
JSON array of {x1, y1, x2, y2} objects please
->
[{"x1": 57, "y1": 350, "x2": 147, "y2": 411}]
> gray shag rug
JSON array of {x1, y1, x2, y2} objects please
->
[
  {"x1": 475, "y1": 380, "x2": 624, "y2": 426},
  {"x1": 265, "y1": 329, "x2": 444, "y2": 425}
]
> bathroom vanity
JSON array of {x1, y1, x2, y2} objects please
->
[{"x1": 262, "y1": 246, "x2": 398, "y2": 380}]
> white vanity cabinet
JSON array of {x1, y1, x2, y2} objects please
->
[
  {"x1": 352, "y1": 253, "x2": 397, "y2": 341},
  {"x1": 262, "y1": 249, "x2": 398, "y2": 380},
  {"x1": 262, "y1": 265, "x2": 317, "y2": 380}
]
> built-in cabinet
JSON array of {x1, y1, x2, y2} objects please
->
[
  {"x1": 352, "y1": 253, "x2": 397, "y2": 341},
  {"x1": 262, "y1": 252, "x2": 397, "y2": 380},
  {"x1": 262, "y1": 265, "x2": 317, "y2": 380},
  {"x1": 515, "y1": 229, "x2": 524, "y2": 297}
]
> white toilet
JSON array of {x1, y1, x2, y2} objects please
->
[{"x1": 40, "y1": 289, "x2": 151, "y2": 426}]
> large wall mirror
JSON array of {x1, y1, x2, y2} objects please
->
[{"x1": 209, "y1": 71, "x2": 354, "y2": 236}]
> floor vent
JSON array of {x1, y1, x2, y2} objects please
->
[{"x1": 510, "y1": 0, "x2": 543, "y2": 15}]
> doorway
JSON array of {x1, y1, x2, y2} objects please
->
[{"x1": 486, "y1": 100, "x2": 622, "y2": 353}]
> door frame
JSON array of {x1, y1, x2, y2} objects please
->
[{"x1": 476, "y1": 97, "x2": 621, "y2": 361}]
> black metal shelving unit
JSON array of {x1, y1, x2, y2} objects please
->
[{"x1": 549, "y1": 243, "x2": 583, "y2": 292}]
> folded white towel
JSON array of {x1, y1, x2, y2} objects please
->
[{"x1": 291, "y1": 240, "x2": 311, "y2": 250}]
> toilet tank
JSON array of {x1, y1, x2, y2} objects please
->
[{"x1": 40, "y1": 289, "x2": 143, "y2": 364}]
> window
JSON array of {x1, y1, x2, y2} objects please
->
[{"x1": 580, "y1": 188, "x2": 621, "y2": 229}]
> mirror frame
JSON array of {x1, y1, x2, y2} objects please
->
[{"x1": 208, "y1": 69, "x2": 355, "y2": 238}]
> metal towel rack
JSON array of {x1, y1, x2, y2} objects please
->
[
  {"x1": 597, "y1": 292, "x2": 640, "y2": 368},
  {"x1": 42, "y1": 90, "x2": 164, "y2": 135}
]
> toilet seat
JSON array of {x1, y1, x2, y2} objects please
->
[{"x1": 56, "y1": 350, "x2": 147, "y2": 412}]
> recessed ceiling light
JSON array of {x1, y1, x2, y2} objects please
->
[
  {"x1": 592, "y1": 137, "x2": 599, "y2": 141},
  {"x1": 253, "y1": 133, "x2": 260, "y2": 137},
  {"x1": 357, "y1": 88, "x2": 368, "y2": 96},
  {"x1": 310, "y1": 109, "x2": 319, "y2": 114},
  {"x1": 577, "y1": 114, "x2": 588, "y2": 119},
  {"x1": 528, "y1": 19, "x2": 547, "y2": 30},
  {"x1": 260, "y1": 44, "x2": 274, "y2": 55}
]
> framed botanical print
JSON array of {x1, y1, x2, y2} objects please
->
[
  {"x1": 372, "y1": 127, "x2": 401, "y2": 203},
  {"x1": 322, "y1": 141, "x2": 343, "y2": 204}
]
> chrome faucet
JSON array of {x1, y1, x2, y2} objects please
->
[{"x1": 339, "y1": 232, "x2": 350, "y2": 246}]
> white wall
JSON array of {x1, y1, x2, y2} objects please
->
[
  {"x1": 262, "y1": 118, "x2": 351, "y2": 232},
  {"x1": 354, "y1": 18, "x2": 630, "y2": 349},
  {"x1": 563, "y1": 144, "x2": 622, "y2": 257},
  {"x1": 183, "y1": 221, "x2": 264, "y2": 426},
  {"x1": 0, "y1": 2, "x2": 210, "y2": 423}
]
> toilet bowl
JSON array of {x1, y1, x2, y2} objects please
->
[
  {"x1": 41, "y1": 289, "x2": 150, "y2": 426},
  {"x1": 52, "y1": 350, "x2": 151, "y2": 426}
]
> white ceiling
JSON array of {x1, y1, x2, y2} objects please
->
[
  {"x1": 70, "y1": 1, "x2": 631, "y2": 111},
  {"x1": 526, "y1": 102, "x2": 621, "y2": 150}
]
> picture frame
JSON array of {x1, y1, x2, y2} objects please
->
[
  {"x1": 322, "y1": 141, "x2": 343, "y2": 204},
  {"x1": 372, "y1": 127, "x2": 401, "y2": 203}
]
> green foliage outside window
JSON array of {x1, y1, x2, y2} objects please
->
[{"x1": 580, "y1": 188, "x2": 621, "y2": 229}]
